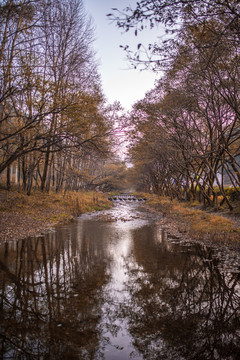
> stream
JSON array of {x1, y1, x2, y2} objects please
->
[{"x1": 0, "y1": 203, "x2": 240, "y2": 359}]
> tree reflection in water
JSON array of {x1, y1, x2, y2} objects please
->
[
  {"x1": 0, "y1": 205, "x2": 240, "y2": 360},
  {"x1": 0, "y1": 220, "x2": 111, "y2": 359},
  {"x1": 120, "y1": 226, "x2": 240, "y2": 360}
]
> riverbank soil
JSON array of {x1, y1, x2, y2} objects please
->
[
  {"x1": 145, "y1": 194, "x2": 240, "y2": 247},
  {"x1": 0, "y1": 190, "x2": 111, "y2": 242}
]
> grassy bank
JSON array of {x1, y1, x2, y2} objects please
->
[
  {"x1": 144, "y1": 194, "x2": 240, "y2": 244},
  {"x1": 0, "y1": 190, "x2": 112, "y2": 241},
  {"x1": 0, "y1": 190, "x2": 112, "y2": 222}
]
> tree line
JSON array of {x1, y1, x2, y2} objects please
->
[
  {"x1": 112, "y1": 0, "x2": 240, "y2": 210},
  {"x1": 0, "y1": 0, "x2": 119, "y2": 195}
]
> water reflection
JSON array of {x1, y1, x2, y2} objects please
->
[
  {"x1": 0, "y1": 204, "x2": 240, "y2": 359},
  {"x1": 0, "y1": 220, "x2": 111, "y2": 359},
  {"x1": 122, "y1": 226, "x2": 240, "y2": 359}
]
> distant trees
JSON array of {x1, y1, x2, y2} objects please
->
[
  {"x1": 112, "y1": 0, "x2": 240, "y2": 209},
  {"x1": 0, "y1": 0, "x2": 115, "y2": 194}
]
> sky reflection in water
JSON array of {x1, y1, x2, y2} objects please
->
[{"x1": 0, "y1": 203, "x2": 240, "y2": 359}]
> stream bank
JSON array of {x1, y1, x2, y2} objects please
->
[
  {"x1": 145, "y1": 194, "x2": 240, "y2": 249},
  {"x1": 1, "y1": 190, "x2": 240, "y2": 249},
  {"x1": 0, "y1": 190, "x2": 111, "y2": 242}
]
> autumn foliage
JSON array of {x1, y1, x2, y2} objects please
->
[
  {"x1": 113, "y1": 0, "x2": 240, "y2": 211},
  {"x1": 0, "y1": 0, "x2": 120, "y2": 194}
]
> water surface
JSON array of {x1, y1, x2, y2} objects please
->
[{"x1": 0, "y1": 203, "x2": 240, "y2": 359}]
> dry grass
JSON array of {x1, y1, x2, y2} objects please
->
[
  {"x1": 0, "y1": 190, "x2": 112, "y2": 224},
  {"x1": 145, "y1": 194, "x2": 240, "y2": 243}
]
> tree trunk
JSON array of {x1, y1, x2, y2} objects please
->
[
  {"x1": 6, "y1": 166, "x2": 10, "y2": 190},
  {"x1": 41, "y1": 146, "x2": 51, "y2": 192}
]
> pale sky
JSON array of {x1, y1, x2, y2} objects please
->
[{"x1": 84, "y1": 0, "x2": 161, "y2": 110}]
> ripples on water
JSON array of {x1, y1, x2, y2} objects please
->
[{"x1": 0, "y1": 203, "x2": 240, "y2": 359}]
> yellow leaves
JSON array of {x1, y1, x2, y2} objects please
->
[
  {"x1": 60, "y1": 90, "x2": 110, "y2": 146},
  {"x1": 186, "y1": 20, "x2": 222, "y2": 45}
]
